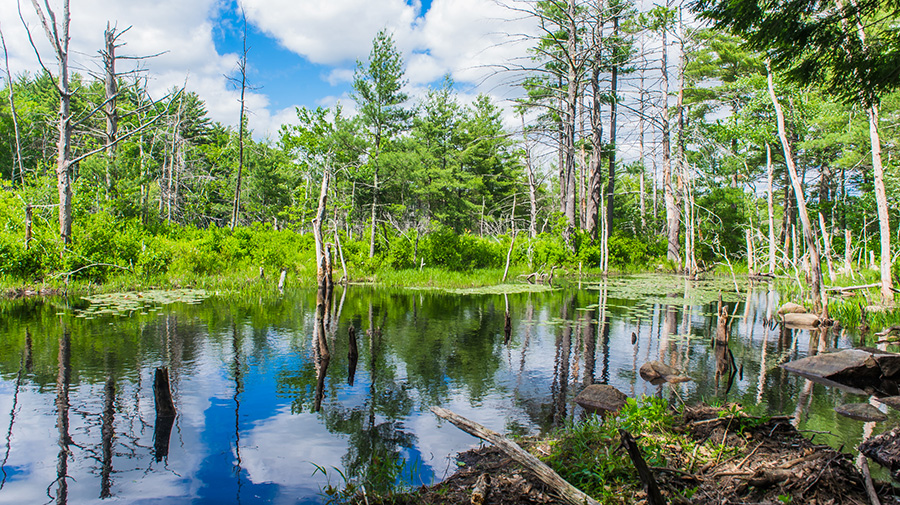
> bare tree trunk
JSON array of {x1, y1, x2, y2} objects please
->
[
  {"x1": 661, "y1": 21, "x2": 680, "y2": 264},
  {"x1": 313, "y1": 167, "x2": 331, "y2": 288},
  {"x1": 819, "y1": 213, "x2": 836, "y2": 283},
  {"x1": 102, "y1": 24, "x2": 120, "y2": 197},
  {"x1": 866, "y1": 104, "x2": 894, "y2": 303},
  {"x1": 767, "y1": 63, "x2": 823, "y2": 310},
  {"x1": 521, "y1": 114, "x2": 538, "y2": 238},
  {"x1": 606, "y1": 15, "x2": 619, "y2": 241},
  {"x1": 368, "y1": 143, "x2": 380, "y2": 258},
  {"x1": 231, "y1": 10, "x2": 249, "y2": 231},
  {"x1": 563, "y1": 0, "x2": 578, "y2": 244},
  {"x1": 836, "y1": 0, "x2": 894, "y2": 303},
  {"x1": 586, "y1": 19, "x2": 603, "y2": 240},
  {"x1": 0, "y1": 24, "x2": 25, "y2": 186},
  {"x1": 30, "y1": 0, "x2": 73, "y2": 243},
  {"x1": 766, "y1": 144, "x2": 776, "y2": 274}
]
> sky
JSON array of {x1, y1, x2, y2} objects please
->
[{"x1": 0, "y1": 0, "x2": 539, "y2": 140}]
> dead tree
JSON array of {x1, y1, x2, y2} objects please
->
[
  {"x1": 25, "y1": 0, "x2": 74, "y2": 243},
  {"x1": 0, "y1": 22, "x2": 24, "y2": 186},
  {"x1": 230, "y1": 6, "x2": 251, "y2": 230},
  {"x1": 766, "y1": 62, "x2": 824, "y2": 311},
  {"x1": 313, "y1": 165, "x2": 332, "y2": 288}
]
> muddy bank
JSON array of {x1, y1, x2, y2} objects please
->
[{"x1": 372, "y1": 405, "x2": 898, "y2": 505}]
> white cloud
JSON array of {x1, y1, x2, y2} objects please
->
[
  {"x1": 0, "y1": 0, "x2": 269, "y2": 135},
  {"x1": 242, "y1": 0, "x2": 420, "y2": 65},
  {"x1": 0, "y1": 0, "x2": 543, "y2": 139},
  {"x1": 325, "y1": 68, "x2": 354, "y2": 86}
]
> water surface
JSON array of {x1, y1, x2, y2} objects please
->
[{"x1": 0, "y1": 276, "x2": 889, "y2": 504}]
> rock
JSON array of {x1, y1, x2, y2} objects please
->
[
  {"x1": 777, "y1": 302, "x2": 807, "y2": 315},
  {"x1": 874, "y1": 396, "x2": 900, "y2": 411},
  {"x1": 835, "y1": 403, "x2": 887, "y2": 422},
  {"x1": 782, "y1": 349, "x2": 900, "y2": 395},
  {"x1": 575, "y1": 384, "x2": 627, "y2": 414},
  {"x1": 872, "y1": 351, "x2": 900, "y2": 378},
  {"x1": 639, "y1": 361, "x2": 692, "y2": 384},
  {"x1": 860, "y1": 427, "x2": 900, "y2": 479},
  {"x1": 782, "y1": 312, "x2": 820, "y2": 329}
]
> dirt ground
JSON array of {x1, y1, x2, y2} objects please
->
[{"x1": 375, "y1": 405, "x2": 900, "y2": 505}]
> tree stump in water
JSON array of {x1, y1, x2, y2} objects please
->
[{"x1": 153, "y1": 367, "x2": 176, "y2": 418}]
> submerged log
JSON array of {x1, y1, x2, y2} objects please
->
[{"x1": 431, "y1": 406, "x2": 600, "y2": 505}]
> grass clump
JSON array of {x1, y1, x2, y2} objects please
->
[{"x1": 542, "y1": 397, "x2": 682, "y2": 503}]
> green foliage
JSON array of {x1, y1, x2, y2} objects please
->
[
  {"x1": 697, "y1": 187, "x2": 748, "y2": 261},
  {"x1": 543, "y1": 397, "x2": 677, "y2": 502}
]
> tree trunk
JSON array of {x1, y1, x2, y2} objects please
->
[
  {"x1": 563, "y1": 0, "x2": 578, "y2": 244},
  {"x1": 661, "y1": 24, "x2": 680, "y2": 264},
  {"x1": 313, "y1": 168, "x2": 331, "y2": 288},
  {"x1": 30, "y1": 0, "x2": 74, "y2": 243},
  {"x1": 819, "y1": 213, "x2": 836, "y2": 283},
  {"x1": 0, "y1": 25, "x2": 25, "y2": 186},
  {"x1": 866, "y1": 105, "x2": 894, "y2": 303},
  {"x1": 369, "y1": 150, "x2": 379, "y2": 258},
  {"x1": 102, "y1": 24, "x2": 118, "y2": 197},
  {"x1": 586, "y1": 27, "x2": 603, "y2": 240},
  {"x1": 766, "y1": 144, "x2": 776, "y2": 274},
  {"x1": 521, "y1": 114, "x2": 538, "y2": 238},
  {"x1": 606, "y1": 16, "x2": 619, "y2": 241},
  {"x1": 231, "y1": 13, "x2": 249, "y2": 231},
  {"x1": 767, "y1": 63, "x2": 823, "y2": 311}
]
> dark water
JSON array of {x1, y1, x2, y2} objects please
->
[{"x1": 0, "y1": 276, "x2": 891, "y2": 504}]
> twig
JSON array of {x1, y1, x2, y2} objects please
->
[
  {"x1": 736, "y1": 440, "x2": 764, "y2": 469},
  {"x1": 859, "y1": 456, "x2": 882, "y2": 505}
]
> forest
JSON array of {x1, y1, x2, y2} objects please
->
[{"x1": 0, "y1": 0, "x2": 897, "y2": 307}]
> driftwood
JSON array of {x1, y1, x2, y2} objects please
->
[
  {"x1": 619, "y1": 429, "x2": 667, "y2": 505},
  {"x1": 471, "y1": 473, "x2": 490, "y2": 505},
  {"x1": 825, "y1": 283, "x2": 881, "y2": 293},
  {"x1": 431, "y1": 406, "x2": 600, "y2": 505}
]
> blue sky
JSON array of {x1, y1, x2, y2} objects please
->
[{"x1": 2, "y1": 0, "x2": 536, "y2": 139}]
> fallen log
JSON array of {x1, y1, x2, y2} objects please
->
[
  {"x1": 431, "y1": 406, "x2": 600, "y2": 505},
  {"x1": 825, "y1": 283, "x2": 881, "y2": 293}
]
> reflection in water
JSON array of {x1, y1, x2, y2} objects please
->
[
  {"x1": 55, "y1": 330, "x2": 71, "y2": 505},
  {"x1": 232, "y1": 322, "x2": 244, "y2": 504},
  {"x1": 0, "y1": 281, "x2": 883, "y2": 503},
  {"x1": 99, "y1": 373, "x2": 115, "y2": 498}
]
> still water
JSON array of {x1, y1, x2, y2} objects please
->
[{"x1": 0, "y1": 276, "x2": 889, "y2": 504}]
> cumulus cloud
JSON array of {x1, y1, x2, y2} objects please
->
[
  {"x1": 0, "y1": 0, "x2": 542, "y2": 138},
  {"x1": 1, "y1": 0, "x2": 266, "y2": 134},
  {"x1": 242, "y1": 0, "x2": 420, "y2": 65}
]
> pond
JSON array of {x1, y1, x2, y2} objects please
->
[{"x1": 0, "y1": 275, "x2": 892, "y2": 504}]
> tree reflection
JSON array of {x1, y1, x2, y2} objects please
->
[{"x1": 55, "y1": 330, "x2": 72, "y2": 505}]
